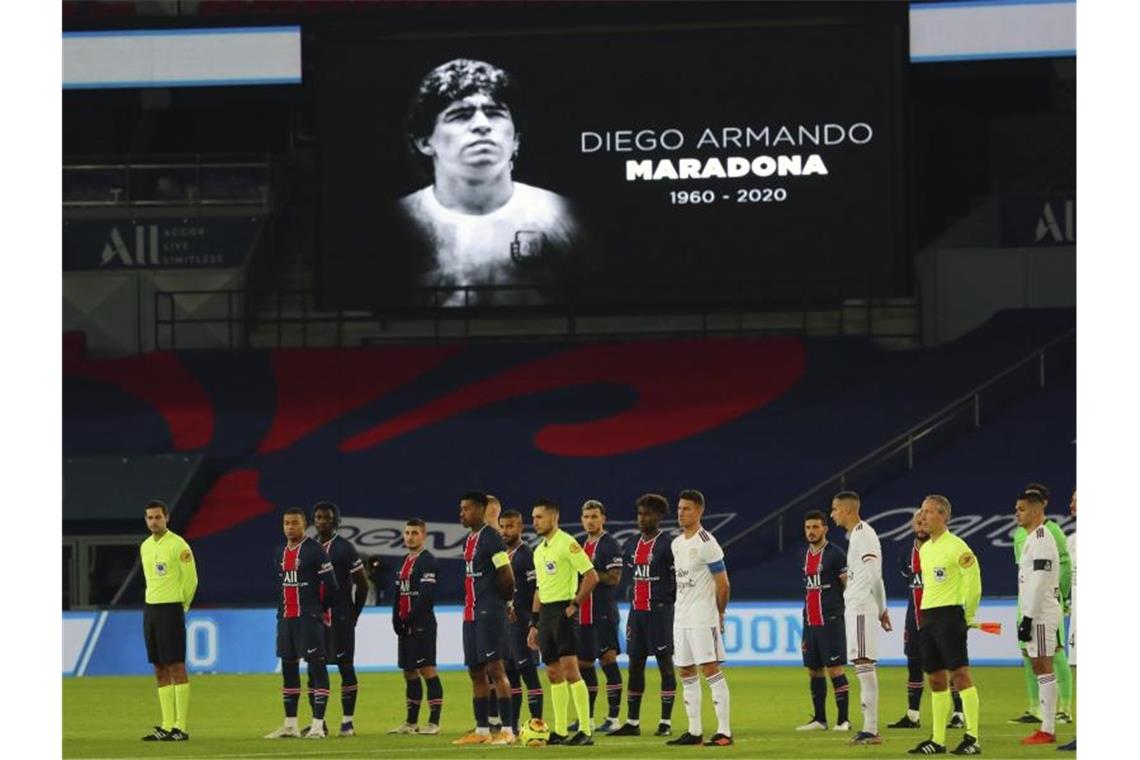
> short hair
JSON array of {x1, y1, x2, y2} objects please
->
[
  {"x1": 923, "y1": 494, "x2": 952, "y2": 518},
  {"x1": 405, "y1": 518, "x2": 426, "y2": 530},
  {"x1": 533, "y1": 498, "x2": 560, "y2": 513},
  {"x1": 803, "y1": 509, "x2": 826, "y2": 524},
  {"x1": 678, "y1": 489, "x2": 706, "y2": 508},
  {"x1": 582, "y1": 499, "x2": 606, "y2": 516},
  {"x1": 1023, "y1": 482, "x2": 1050, "y2": 500},
  {"x1": 1018, "y1": 489, "x2": 1047, "y2": 506},
  {"x1": 283, "y1": 506, "x2": 307, "y2": 522},
  {"x1": 486, "y1": 494, "x2": 501, "y2": 506},
  {"x1": 461, "y1": 491, "x2": 489, "y2": 508},
  {"x1": 500, "y1": 509, "x2": 523, "y2": 521},
  {"x1": 405, "y1": 59, "x2": 522, "y2": 157},
  {"x1": 635, "y1": 493, "x2": 669, "y2": 516},
  {"x1": 145, "y1": 499, "x2": 169, "y2": 516},
  {"x1": 312, "y1": 500, "x2": 339, "y2": 526},
  {"x1": 833, "y1": 490, "x2": 861, "y2": 504}
]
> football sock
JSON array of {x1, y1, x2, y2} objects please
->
[
  {"x1": 1038, "y1": 674, "x2": 1057, "y2": 735},
  {"x1": 282, "y1": 661, "x2": 301, "y2": 719},
  {"x1": 507, "y1": 668, "x2": 523, "y2": 732},
  {"x1": 1022, "y1": 657, "x2": 1040, "y2": 715},
  {"x1": 708, "y1": 671, "x2": 732, "y2": 737},
  {"x1": 426, "y1": 675, "x2": 444, "y2": 725},
  {"x1": 474, "y1": 696, "x2": 490, "y2": 730},
  {"x1": 931, "y1": 689, "x2": 951, "y2": 746},
  {"x1": 569, "y1": 679, "x2": 592, "y2": 734},
  {"x1": 681, "y1": 675, "x2": 702, "y2": 736},
  {"x1": 309, "y1": 662, "x2": 330, "y2": 721},
  {"x1": 627, "y1": 666, "x2": 645, "y2": 722},
  {"x1": 831, "y1": 674, "x2": 850, "y2": 724},
  {"x1": 339, "y1": 663, "x2": 358, "y2": 721},
  {"x1": 907, "y1": 658, "x2": 924, "y2": 715},
  {"x1": 959, "y1": 685, "x2": 980, "y2": 740},
  {"x1": 488, "y1": 681, "x2": 500, "y2": 725},
  {"x1": 550, "y1": 681, "x2": 570, "y2": 737},
  {"x1": 581, "y1": 664, "x2": 599, "y2": 720},
  {"x1": 173, "y1": 682, "x2": 190, "y2": 731},
  {"x1": 602, "y1": 662, "x2": 623, "y2": 720},
  {"x1": 520, "y1": 665, "x2": 543, "y2": 719},
  {"x1": 406, "y1": 677, "x2": 423, "y2": 724},
  {"x1": 1053, "y1": 648, "x2": 1072, "y2": 712},
  {"x1": 810, "y1": 676, "x2": 828, "y2": 723},
  {"x1": 854, "y1": 663, "x2": 879, "y2": 735},
  {"x1": 157, "y1": 684, "x2": 175, "y2": 732},
  {"x1": 496, "y1": 676, "x2": 514, "y2": 736},
  {"x1": 660, "y1": 668, "x2": 677, "y2": 721},
  {"x1": 951, "y1": 686, "x2": 963, "y2": 714}
]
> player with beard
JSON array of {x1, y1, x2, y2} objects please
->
[
  {"x1": 498, "y1": 508, "x2": 545, "y2": 733},
  {"x1": 388, "y1": 519, "x2": 443, "y2": 735}
]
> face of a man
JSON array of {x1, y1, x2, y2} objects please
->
[
  {"x1": 637, "y1": 503, "x2": 662, "y2": 534},
  {"x1": 459, "y1": 499, "x2": 485, "y2": 530},
  {"x1": 1014, "y1": 498, "x2": 1043, "y2": 528},
  {"x1": 313, "y1": 508, "x2": 336, "y2": 540},
  {"x1": 920, "y1": 499, "x2": 945, "y2": 534},
  {"x1": 403, "y1": 525, "x2": 424, "y2": 551},
  {"x1": 499, "y1": 516, "x2": 522, "y2": 546},
  {"x1": 283, "y1": 513, "x2": 306, "y2": 543},
  {"x1": 417, "y1": 93, "x2": 517, "y2": 182},
  {"x1": 676, "y1": 498, "x2": 702, "y2": 530},
  {"x1": 145, "y1": 507, "x2": 168, "y2": 536},
  {"x1": 581, "y1": 507, "x2": 605, "y2": 536},
  {"x1": 913, "y1": 510, "x2": 930, "y2": 542},
  {"x1": 804, "y1": 519, "x2": 826, "y2": 546},
  {"x1": 829, "y1": 499, "x2": 855, "y2": 530},
  {"x1": 532, "y1": 506, "x2": 556, "y2": 537}
]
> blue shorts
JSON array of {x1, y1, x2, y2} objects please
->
[
  {"x1": 463, "y1": 608, "x2": 508, "y2": 667},
  {"x1": 626, "y1": 604, "x2": 673, "y2": 660},
  {"x1": 397, "y1": 621, "x2": 438, "y2": 671},
  {"x1": 324, "y1": 612, "x2": 356, "y2": 662},
  {"x1": 276, "y1": 616, "x2": 326, "y2": 662},
  {"x1": 802, "y1": 615, "x2": 846, "y2": 669},
  {"x1": 506, "y1": 620, "x2": 540, "y2": 670},
  {"x1": 576, "y1": 616, "x2": 622, "y2": 661}
]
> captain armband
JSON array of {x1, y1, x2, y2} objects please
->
[{"x1": 707, "y1": 559, "x2": 727, "y2": 574}]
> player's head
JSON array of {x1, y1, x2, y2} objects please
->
[
  {"x1": 532, "y1": 498, "x2": 560, "y2": 537},
  {"x1": 912, "y1": 507, "x2": 930, "y2": 542},
  {"x1": 1024, "y1": 482, "x2": 1050, "y2": 505},
  {"x1": 312, "y1": 501, "x2": 340, "y2": 540},
  {"x1": 676, "y1": 488, "x2": 705, "y2": 530},
  {"x1": 635, "y1": 492, "x2": 669, "y2": 533},
  {"x1": 144, "y1": 499, "x2": 169, "y2": 535},
  {"x1": 499, "y1": 509, "x2": 524, "y2": 546},
  {"x1": 459, "y1": 490, "x2": 489, "y2": 529},
  {"x1": 282, "y1": 507, "x2": 307, "y2": 542},
  {"x1": 829, "y1": 490, "x2": 861, "y2": 530},
  {"x1": 405, "y1": 58, "x2": 521, "y2": 185},
  {"x1": 404, "y1": 518, "x2": 427, "y2": 550},
  {"x1": 1015, "y1": 488, "x2": 1047, "y2": 529},
  {"x1": 803, "y1": 509, "x2": 828, "y2": 546},
  {"x1": 581, "y1": 499, "x2": 606, "y2": 536},
  {"x1": 1070, "y1": 488, "x2": 1076, "y2": 517},
  {"x1": 919, "y1": 494, "x2": 952, "y2": 534}
]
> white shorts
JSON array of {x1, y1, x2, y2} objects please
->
[
  {"x1": 845, "y1": 611, "x2": 879, "y2": 662},
  {"x1": 673, "y1": 625, "x2": 726, "y2": 668},
  {"x1": 1026, "y1": 618, "x2": 1060, "y2": 659}
]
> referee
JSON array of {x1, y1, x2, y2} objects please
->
[
  {"x1": 908, "y1": 495, "x2": 982, "y2": 757},
  {"x1": 139, "y1": 499, "x2": 198, "y2": 742},
  {"x1": 526, "y1": 499, "x2": 599, "y2": 746}
]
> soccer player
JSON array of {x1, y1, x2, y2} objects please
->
[
  {"x1": 795, "y1": 509, "x2": 851, "y2": 733},
  {"x1": 829, "y1": 491, "x2": 891, "y2": 745},
  {"x1": 389, "y1": 518, "x2": 443, "y2": 735},
  {"x1": 139, "y1": 499, "x2": 198, "y2": 742},
  {"x1": 908, "y1": 494, "x2": 982, "y2": 756},
  {"x1": 573, "y1": 499, "x2": 624, "y2": 734},
  {"x1": 452, "y1": 491, "x2": 517, "y2": 746},
  {"x1": 1059, "y1": 489, "x2": 1076, "y2": 752},
  {"x1": 889, "y1": 509, "x2": 965, "y2": 730},
  {"x1": 311, "y1": 502, "x2": 368, "y2": 737},
  {"x1": 1009, "y1": 484, "x2": 1073, "y2": 726},
  {"x1": 265, "y1": 508, "x2": 338, "y2": 739},
  {"x1": 499, "y1": 509, "x2": 544, "y2": 733},
  {"x1": 1014, "y1": 490, "x2": 1065, "y2": 745},
  {"x1": 526, "y1": 498, "x2": 600, "y2": 746},
  {"x1": 609, "y1": 493, "x2": 678, "y2": 737},
  {"x1": 667, "y1": 489, "x2": 733, "y2": 747}
]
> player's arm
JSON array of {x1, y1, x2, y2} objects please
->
[
  {"x1": 178, "y1": 539, "x2": 198, "y2": 612},
  {"x1": 344, "y1": 544, "x2": 369, "y2": 620},
  {"x1": 1047, "y1": 521, "x2": 1072, "y2": 605},
  {"x1": 598, "y1": 542, "x2": 623, "y2": 586},
  {"x1": 958, "y1": 543, "x2": 982, "y2": 626},
  {"x1": 492, "y1": 551, "x2": 515, "y2": 601},
  {"x1": 318, "y1": 554, "x2": 339, "y2": 610},
  {"x1": 410, "y1": 555, "x2": 437, "y2": 623},
  {"x1": 573, "y1": 568, "x2": 600, "y2": 610}
]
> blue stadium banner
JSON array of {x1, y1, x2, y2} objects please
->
[{"x1": 63, "y1": 217, "x2": 261, "y2": 270}]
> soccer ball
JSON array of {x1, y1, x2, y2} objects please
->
[{"x1": 520, "y1": 718, "x2": 551, "y2": 747}]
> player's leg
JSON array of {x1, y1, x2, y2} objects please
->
[
  {"x1": 800, "y1": 625, "x2": 828, "y2": 729},
  {"x1": 557, "y1": 618, "x2": 593, "y2": 744},
  {"x1": 909, "y1": 614, "x2": 949, "y2": 753},
  {"x1": 578, "y1": 657, "x2": 599, "y2": 726},
  {"x1": 403, "y1": 669, "x2": 424, "y2": 727},
  {"x1": 827, "y1": 616, "x2": 850, "y2": 730},
  {"x1": 698, "y1": 627, "x2": 732, "y2": 745},
  {"x1": 599, "y1": 638, "x2": 623, "y2": 730},
  {"x1": 521, "y1": 651, "x2": 544, "y2": 721},
  {"x1": 452, "y1": 621, "x2": 492, "y2": 744},
  {"x1": 332, "y1": 619, "x2": 359, "y2": 734},
  {"x1": 655, "y1": 606, "x2": 677, "y2": 733},
  {"x1": 610, "y1": 612, "x2": 647, "y2": 734},
  {"x1": 303, "y1": 620, "x2": 331, "y2": 738},
  {"x1": 487, "y1": 658, "x2": 516, "y2": 743},
  {"x1": 670, "y1": 628, "x2": 701, "y2": 741},
  {"x1": 572, "y1": 621, "x2": 597, "y2": 731},
  {"x1": 1052, "y1": 628, "x2": 1073, "y2": 720},
  {"x1": 505, "y1": 660, "x2": 523, "y2": 733},
  {"x1": 421, "y1": 665, "x2": 444, "y2": 733},
  {"x1": 1014, "y1": 649, "x2": 1043, "y2": 721},
  {"x1": 943, "y1": 607, "x2": 980, "y2": 753},
  {"x1": 390, "y1": 633, "x2": 420, "y2": 733},
  {"x1": 1022, "y1": 620, "x2": 1059, "y2": 744},
  {"x1": 892, "y1": 653, "x2": 924, "y2": 727},
  {"x1": 266, "y1": 620, "x2": 303, "y2": 738},
  {"x1": 847, "y1": 613, "x2": 881, "y2": 743},
  {"x1": 486, "y1": 670, "x2": 501, "y2": 731}
]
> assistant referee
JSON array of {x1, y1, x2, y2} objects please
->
[
  {"x1": 140, "y1": 499, "x2": 198, "y2": 742},
  {"x1": 908, "y1": 494, "x2": 982, "y2": 757},
  {"x1": 527, "y1": 499, "x2": 599, "y2": 746}
]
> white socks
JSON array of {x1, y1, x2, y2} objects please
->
[
  {"x1": 707, "y1": 671, "x2": 732, "y2": 737},
  {"x1": 1038, "y1": 673, "x2": 1057, "y2": 735},
  {"x1": 284, "y1": 716, "x2": 298, "y2": 729},
  {"x1": 855, "y1": 663, "x2": 879, "y2": 735},
  {"x1": 682, "y1": 676, "x2": 702, "y2": 736}
]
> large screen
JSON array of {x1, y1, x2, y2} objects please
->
[{"x1": 317, "y1": 21, "x2": 905, "y2": 308}]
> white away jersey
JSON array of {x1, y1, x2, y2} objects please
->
[
  {"x1": 1019, "y1": 524, "x2": 1062, "y2": 620},
  {"x1": 844, "y1": 520, "x2": 886, "y2": 615},
  {"x1": 672, "y1": 528, "x2": 726, "y2": 628}
]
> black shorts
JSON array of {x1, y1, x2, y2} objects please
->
[
  {"x1": 904, "y1": 605, "x2": 921, "y2": 660},
  {"x1": 575, "y1": 616, "x2": 622, "y2": 661},
  {"x1": 802, "y1": 615, "x2": 846, "y2": 669},
  {"x1": 276, "y1": 616, "x2": 327, "y2": 661},
  {"x1": 537, "y1": 602, "x2": 577, "y2": 665},
  {"x1": 324, "y1": 612, "x2": 356, "y2": 662},
  {"x1": 462, "y1": 608, "x2": 508, "y2": 667},
  {"x1": 143, "y1": 603, "x2": 186, "y2": 665},
  {"x1": 397, "y1": 621, "x2": 438, "y2": 671},
  {"x1": 506, "y1": 620, "x2": 540, "y2": 670},
  {"x1": 626, "y1": 604, "x2": 674, "y2": 660},
  {"x1": 919, "y1": 605, "x2": 970, "y2": 673}
]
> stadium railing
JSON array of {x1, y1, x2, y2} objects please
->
[{"x1": 63, "y1": 154, "x2": 272, "y2": 208}]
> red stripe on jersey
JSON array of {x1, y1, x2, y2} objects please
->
[
  {"x1": 463, "y1": 529, "x2": 480, "y2": 622},
  {"x1": 910, "y1": 545, "x2": 923, "y2": 628},
  {"x1": 282, "y1": 542, "x2": 301, "y2": 619},
  {"x1": 581, "y1": 538, "x2": 598, "y2": 625},
  {"x1": 632, "y1": 535, "x2": 657, "y2": 612},
  {"x1": 804, "y1": 547, "x2": 824, "y2": 626},
  {"x1": 398, "y1": 552, "x2": 420, "y2": 620}
]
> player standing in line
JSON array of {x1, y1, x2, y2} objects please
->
[
  {"x1": 499, "y1": 509, "x2": 545, "y2": 733},
  {"x1": 1009, "y1": 484, "x2": 1073, "y2": 726},
  {"x1": 572, "y1": 500, "x2": 625, "y2": 734},
  {"x1": 608, "y1": 493, "x2": 678, "y2": 737},
  {"x1": 139, "y1": 499, "x2": 198, "y2": 742},
  {"x1": 1014, "y1": 491, "x2": 1065, "y2": 746},
  {"x1": 452, "y1": 491, "x2": 517, "y2": 746},
  {"x1": 907, "y1": 494, "x2": 982, "y2": 756},
  {"x1": 667, "y1": 489, "x2": 733, "y2": 747},
  {"x1": 310, "y1": 502, "x2": 368, "y2": 737},
  {"x1": 889, "y1": 509, "x2": 965, "y2": 730},
  {"x1": 265, "y1": 508, "x2": 338, "y2": 739},
  {"x1": 830, "y1": 491, "x2": 891, "y2": 746},
  {"x1": 527, "y1": 498, "x2": 600, "y2": 745},
  {"x1": 388, "y1": 519, "x2": 443, "y2": 735},
  {"x1": 795, "y1": 509, "x2": 852, "y2": 733},
  {"x1": 1058, "y1": 489, "x2": 1076, "y2": 752}
]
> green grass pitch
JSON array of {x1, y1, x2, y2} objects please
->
[{"x1": 63, "y1": 666, "x2": 1074, "y2": 758}]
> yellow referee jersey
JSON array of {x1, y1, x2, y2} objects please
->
[
  {"x1": 140, "y1": 530, "x2": 198, "y2": 610},
  {"x1": 919, "y1": 529, "x2": 981, "y2": 624},
  {"x1": 533, "y1": 529, "x2": 594, "y2": 603}
]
